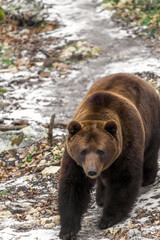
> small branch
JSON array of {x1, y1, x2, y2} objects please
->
[
  {"x1": 0, "y1": 125, "x2": 28, "y2": 132},
  {"x1": 39, "y1": 49, "x2": 51, "y2": 58},
  {"x1": 44, "y1": 121, "x2": 68, "y2": 129},
  {"x1": 52, "y1": 160, "x2": 61, "y2": 166},
  {"x1": 54, "y1": 122, "x2": 68, "y2": 128},
  {"x1": 47, "y1": 114, "x2": 55, "y2": 146},
  {"x1": 31, "y1": 149, "x2": 50, "y2": 158}
]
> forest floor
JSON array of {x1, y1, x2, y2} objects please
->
[{"x1": 0, "y1": 0, "x2": 160, "y2": 239}]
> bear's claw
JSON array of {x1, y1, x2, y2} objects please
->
[
  {"x1": 59, "y1": 231, "x2": 75, "y2": 240},
  {"x1": 98, "y1": 218, "x2": 114, "y2": 230},
  {"x1": 59, "y1": 225, "x2": 80, "y2": 240}
]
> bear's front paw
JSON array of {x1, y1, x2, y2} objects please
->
[
  {"x1": 98, "y1": 217, "x2": 114, "y2": 230},
  {"x1": 59, "y1": 231, "x2": 74, "y2": 240},
  {"x1": 98, "y1": 213, "x2": 126, "y2": 230},
  {"x1": 59, "y1": 225, "x2": 80, "y2": 240},
  {"x1": 59, "y1": 232, "x2": 71, "y2": 240}
]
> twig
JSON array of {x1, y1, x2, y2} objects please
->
[
  {"x1": 39, "y1": 49, "x2": 51, "y2": 58},
  {"x1": 0, "y1": 125, "x2": 28, "y2": 132},
  {"x1": 52, "y1": 160, "x2": 61, "y2": 166},
  {"x1": 31, "y1": 149, "x2": 50, "y2": 157},
  {"x1": 47, "y1": 114, "x2": 55, "y2": 146},
  {"x1": 53, "y1": 122, "x2": 68, "y2": 128},
  {"x1": 44, "y1": 121, "x2": 68, "y2": 129},
  {"x1": 0, "y1": 68, "x2": 17, "y2": 73}
]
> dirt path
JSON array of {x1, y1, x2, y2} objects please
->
[
  {"x1": 0, "y1": 0, "x2": 160, "y2": 239},
  {"x1": 1, "y1": 0, "x2": 160, "y2": 125}
]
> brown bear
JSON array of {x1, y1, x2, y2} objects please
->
[{"x1": 58, "y1": 73, "x2": 160, "y2": 240}]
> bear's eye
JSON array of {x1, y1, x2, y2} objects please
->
[
  {"x1": 81, "y1": 149, "x2": 88, "y2": 156},
  {"x1": 97, "y1": 149, "x2": 104, "y2": 155}
]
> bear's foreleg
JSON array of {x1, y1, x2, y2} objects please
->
[
  {"x1": 59, "y1": 149, "x2": 94, "y2": 240},
  {"x1": 98, "y1": 162, "x2": 142, "y2": 229},
  {"x1": 96, "y1": 177, "x2": 105, "y2": 207},
  {"x1": 142, "y1": 138, "x2": 159, "y2": 186}
]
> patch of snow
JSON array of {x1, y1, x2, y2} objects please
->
[
  {"x1": 0, "y1": 125, "x2": 47, "y2": 153},
  {"x1": 0, "y1": 176, "x2": 29, "y2": 191},
  {"x1": 103, "y1": 57, "x2": 160, "y2": 76},
  {"x1": 0, "y1": 227, "x2": 60, "y2": 240}
]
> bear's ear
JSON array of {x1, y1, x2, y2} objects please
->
[
  {"x1": 104, "y1": 120, "x2": 117, "y2": 137},
  {"x1": 67, "y1": 121, "x2": 82, "y2": 136}
]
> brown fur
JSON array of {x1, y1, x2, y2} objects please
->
[{"x1": 58, "y1": 73, "x2": 160, "y2": 240}]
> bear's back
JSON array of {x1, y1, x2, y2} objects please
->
[
  {"x1": 85, "y1": 73, "x2": 160, "y2": 149},
  {"x1": 87, "y1": 73, "x2": 158, "y2": 108},
  {"x1": 74, "y1": 73, "x2": 160, "y2": 150},
  {"x1": 88, "y1": 73, "x2": 160, "y2": 123}
]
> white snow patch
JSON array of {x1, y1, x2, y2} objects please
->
[{"x1": 0, "y1": 227, "x2": 60, "y2": 240}]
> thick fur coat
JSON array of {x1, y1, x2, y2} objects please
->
[{"x1": 58, "y1": 73, "x2": 160, "y2": 240}]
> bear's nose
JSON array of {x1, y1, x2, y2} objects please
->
[{"x1": 88, "y1": 169, "x2": 97, "y2": 177}]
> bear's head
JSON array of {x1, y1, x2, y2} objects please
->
[{"x1": 66, "y1": 120, "x2": 122, "y2": 179}]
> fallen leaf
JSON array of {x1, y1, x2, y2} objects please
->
[
  {"x1": 52, "y1": 62, "x2": 73, "y2": 70},
  {"x1": 41, "y1": 166, "x2": 60, "y2": 175},
  {"x1": 39, "y1": 71, "x2": 51, "y2": 78}
]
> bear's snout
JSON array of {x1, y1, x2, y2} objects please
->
[
  {"x1": 87, "y1": 168, "x2": 97, "y2": 177},
  {"x1": 82, "y1": 152, "x2": 103, "y2": 179}
]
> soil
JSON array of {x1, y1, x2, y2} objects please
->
[{"x1": 0, "y1": 0, "x2": 160, "y2": 239}]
